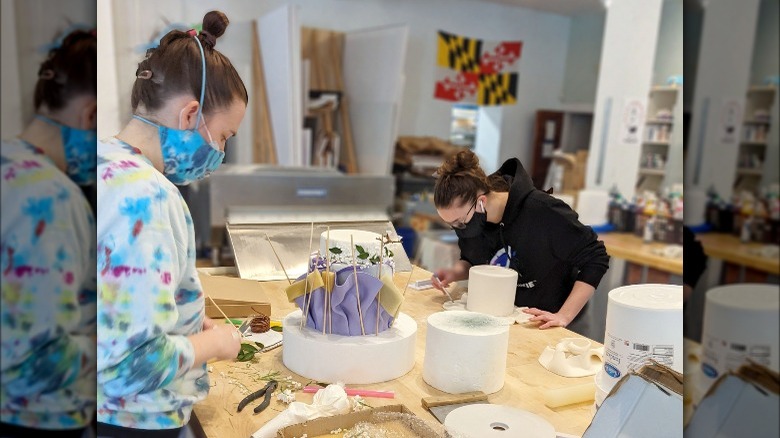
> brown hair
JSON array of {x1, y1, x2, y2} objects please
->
[
  {"x1": 34, "y1": 29, "x2": 96, "y2": 111},
  {"x1": 433, "y1": 149, "x2": 509, "y2": 208},
  {"x1": 131, "y1": 11, "x2": 248, "y2": 115}
]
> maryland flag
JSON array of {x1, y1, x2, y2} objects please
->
[{"x1": 434, "y1": 31, "x2": 522, "y2": 106}]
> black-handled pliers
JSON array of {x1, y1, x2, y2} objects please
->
[{"x1": 237, "y1": 380, "x2": 278, "y2": 414}]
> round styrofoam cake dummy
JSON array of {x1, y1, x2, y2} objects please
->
[
  {"x1": 697, "y1": 284, "x2": 780, "y2": 394},
  {"x1": 423, "y1": 311, "x2": 510, "y2": 394},
  {"x1": 444, "y1": 404, "x2": 556, "y2": 438},
  {"x1": 597, "y1": 284, "x2": 683, "y2": 393},
  {"x1": 466, "y1": 265, "x2": 518, "y2": 317},
  {"x1": 282, "y1": 310, "x2": 416, "y2": 384}
]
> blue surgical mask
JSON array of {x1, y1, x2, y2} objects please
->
[
  {"x1": 133, "y1": 112, "x2": 224, "y2": 185},
  {"x1": 133, "y1": 34, "x2": 225, "y2": 186},
  {"x1": 36, "y1": 115, "x2": 97, "y2": 185}
]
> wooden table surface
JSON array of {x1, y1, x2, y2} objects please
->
[
  {"x1": 193, "y1": 267, "x2": 600, "y2": 437},
  {"x1": 695, "y1": 233, "x2": 780, "y2": 275},
  {"x1": 598, "y1": 233, "x2": 684, "y2": 275}
]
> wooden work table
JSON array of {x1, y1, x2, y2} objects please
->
[
  {"x1": 193, "y1": 267, "x2": 600, "y2": 437},
  {"x1": 695, "y1": 232, "x2": 779, "y2": 276},
  {"x1": 598, "y1": 232, "x2": 683, "y2": 276}
]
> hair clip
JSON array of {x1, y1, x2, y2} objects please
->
[
  {"x1": 137, "y1": 70, "x2": 153, "y2": 80},
  {"x1": 39, "y1": 69, "x2": 55, "y2": 80},
  {"x1": 187, "y1": 29, "x2": 197, "y2": 37}
]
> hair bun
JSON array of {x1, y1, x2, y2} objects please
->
[
  {"x1": 200, "y1": 10, "x2": 229, "y2": 48},
  {"x1": 438, "y1": 149, "x2": 480, "y2": 178}
]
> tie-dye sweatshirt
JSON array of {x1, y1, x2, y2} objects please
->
[
  {"x1": 1, "y1": 139, "x2": 97, "y2": 429},
  {"x1": 96, "y1": 137, "x2": 208, "y2": 429}
]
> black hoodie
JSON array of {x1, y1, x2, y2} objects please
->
[{"x1": 457, "y1": 158, "x2": 610, "y2": 313}]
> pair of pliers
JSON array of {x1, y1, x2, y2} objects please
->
[{"x1": 237, "y1": 380, "x2": 278, "y2": 414}]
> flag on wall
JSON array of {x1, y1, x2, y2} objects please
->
[{"x1": 434, "y1": 31, "x2": 522, "y2": 106}]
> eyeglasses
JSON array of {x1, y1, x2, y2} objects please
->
[{"x1": 446, "y1": 198, "x2": 479, "y2": 230}]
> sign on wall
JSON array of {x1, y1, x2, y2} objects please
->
[{"x1": 433, "y1": 30, "x2": 522, "y2": 106}]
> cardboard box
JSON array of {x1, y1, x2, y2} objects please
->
[
  {"x1": 277, "y1": 404, "x2": 444, "y2": 438},
  {"x1": 198, "y1": 269, "x2": 271, "y2": 319},
  {"x1": 583, "y1": 362, "x2": 683, "y2": 437},
  {"x1": 685, "y1": 362, "x2": 779, "y2": 436}
]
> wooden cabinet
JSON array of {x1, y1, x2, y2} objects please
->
[{"x1": 530, "y1": 109, "x2": 593, "y2": 190}]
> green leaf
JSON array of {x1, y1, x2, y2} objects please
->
[
  {"x1": 358, "y1": 253, "x2": 369, "y2": 260},
  {"x1": 255, "y1": 342, "x2": 265, "y2": 350},
  {"x1": 369, "y1": 255, "x2": 380, "y2": 264},
  {"x1": 329, "y1": 247, "x2": 342, "y2": 254},
  {"x1": 271, "y1": 326, "x2": 283, "y2": 332}
]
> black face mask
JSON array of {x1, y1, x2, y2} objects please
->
[{"x1": 455, "y1": 201, "x2": 487, "y2": 239}]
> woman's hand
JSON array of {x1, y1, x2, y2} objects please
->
[
  {"x1": 202, "y1": 317, "x2": 217, "y2": 331},
  {"x1": 522, "y1": 308, "x2": 572, "y2": 330},
  {"x1": 209, "y1": 323, "x2": 242, "y2": 360},
  {"x1": 431, "y1": 261, "x2": 471, "y2": 292}
]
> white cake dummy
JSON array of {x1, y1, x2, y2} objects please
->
[
  {"x1": 466, "y1": 265, "x2": 518, "y2": 316},
  {"x1": 285, "y1": 230, "x2": 403, "y2": 336},
  {"x1": 538, "y1": 338, "x2": 604, "y2": 378}
]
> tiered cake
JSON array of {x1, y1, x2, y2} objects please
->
[{"x1": 282, "y1": 230, "x2": 417, "y2": 384}]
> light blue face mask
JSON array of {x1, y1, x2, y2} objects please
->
[
  {"x1": 36, "y1": 115, "x2": 97, "y2": 185},
  {"x1": 134, "y1": 34, "x2": 225, "y2": 186}
]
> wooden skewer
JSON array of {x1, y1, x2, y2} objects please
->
[
  {"x1": 351, "y1": 234, "x2": 366, "y2": 335},
  {"x1": 301, "y1": 222, "x2": 315, "y2": 329},
  {"x1": 323, "y1": 227, "x2": 330, "y2": 334},
  {"x1": 206, "y1": 295, "x2": 241, "y2": 334},
  {"x1": 265, "y1": 233, "x2": 292, "y2": 285},
  {"x1": 304, "y1": 250, "x2": 320, "y2": 331},
  {"x1": 376, "y1": 238, "x2": 384, "y2": 336}
]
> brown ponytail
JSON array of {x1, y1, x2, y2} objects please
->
[
  {"x1": 34, "y1": 29, "x2": 96, "y2": 111},
  {"x1": 130, "y1": 10, "x2": 248, "y2": 115},
  {"x1": 433, "y1": 150, "x2": 509, "y2": 208}
]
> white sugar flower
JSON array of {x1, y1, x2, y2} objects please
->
[{"x1": 277, "y1": 389, "x2": 296, "y2": 404}]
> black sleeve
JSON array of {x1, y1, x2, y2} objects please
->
[
  {"x1": 539, "y1": 196, "x2": 611, "y2": 289},
  {"x1": 683, "y1": 226, "x2": 708, "y2": 288}
]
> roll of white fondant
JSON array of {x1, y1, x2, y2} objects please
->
[
  {"x1": 597, "y1": 284, "x2": 683, "y2": 394},
  {"x1": 697, "y1": 284, "x2": 779, "y2": 395},
  {"x1": 423, "y1": 311, "x2": 510, "y2": 394},
  {"x1": 466, "y1": 265, "x2": 518, "y2": 317},
  {"x1": 282, "y1": 310, "x2": 417, "y2": 384}
]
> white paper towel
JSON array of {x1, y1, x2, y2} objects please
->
[
  {"x1": 466, "y1": 265, "x2": 518, "y2": 316},
  {"x1": 251, "y1": 384, "x2": 351, "y2": 438},
  {"x1": 444, "y1": 404, "x2": 556, "y2": 438},
  {"x1": 423, "y1": 311, "x2": 510, "y2": 394}
]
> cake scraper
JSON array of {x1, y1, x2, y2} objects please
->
[{"x1": 422, "y1": 391, "x2": 489, "y2": 423}]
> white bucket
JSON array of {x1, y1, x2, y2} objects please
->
[
  {"x1": 597, "y1": 284, "x2": 683, "y2": 393},
  {"x1": 466, "y1": 265, "x2": 518, "y2": 317},
  {"x1": 697, "y1": 284, "x2": 780, "y2": 395}
]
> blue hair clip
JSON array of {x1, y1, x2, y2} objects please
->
[{"x1": 38, "y1": 23, "x2": 94, "y2": 53}]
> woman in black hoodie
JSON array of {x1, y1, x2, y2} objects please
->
[{"x1": 432, "y1": 150, "x2": 610, "y2": 329}]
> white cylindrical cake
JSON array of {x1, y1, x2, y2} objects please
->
[
  {"x1": 697, "y1": 284, "x2": 779, "y2": 396},
  {"x1": 597, "y1": 284, "x2": 682, "y2": 394},
  {"x1": 282, "y1": 310, "x2": 417, "y2": 384},
  {"x1": 466, "y1": 265, "x2": 518, "y2": 317},
  {"x1": 320, "y1": 229, "x2": 383, "y2": 260},
  {"x1": 423, "y1": 311, "x2": 510, "y2": 394}
]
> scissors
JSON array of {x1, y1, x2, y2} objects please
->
[{"x1": 237, "y1": 380, "x2": 278, "y2": 414}]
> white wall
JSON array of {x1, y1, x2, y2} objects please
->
[
  {"x1": 750, "y1": 0, "x2": 779, "y2": 86},
  {"x1": 2, "y1": 0, "x2": 96, "y2": 138},
  {"x1": 561, "y1": 11, "x2": 605, "y2": 105},
  {"x1": 653, "y1": 0, "x2": 684, "y2": 85},
  {"x1": 102, "y1": 0, "x2": 571, "y2": 169}
]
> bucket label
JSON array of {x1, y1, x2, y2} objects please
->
[
  {"x1": 702, "y1": 334, "x2": 774, "y2": 375},
  {"x1": 604, "y1": 363, "x2": 621, "y2": 378},
  {"x1": 701, "y1": 362, "x2": 719, "y2": 378},
  {"x1": 605, "y1": 331, "x2": 677, "y2": 377}
]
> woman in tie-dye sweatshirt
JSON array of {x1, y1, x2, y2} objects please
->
[
  {"x1": 96, "y1": 11, "x2": 245, "y2": 436},
  {"x1": 1, "y1": 29, "x2": 96, "y2": 437}
]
